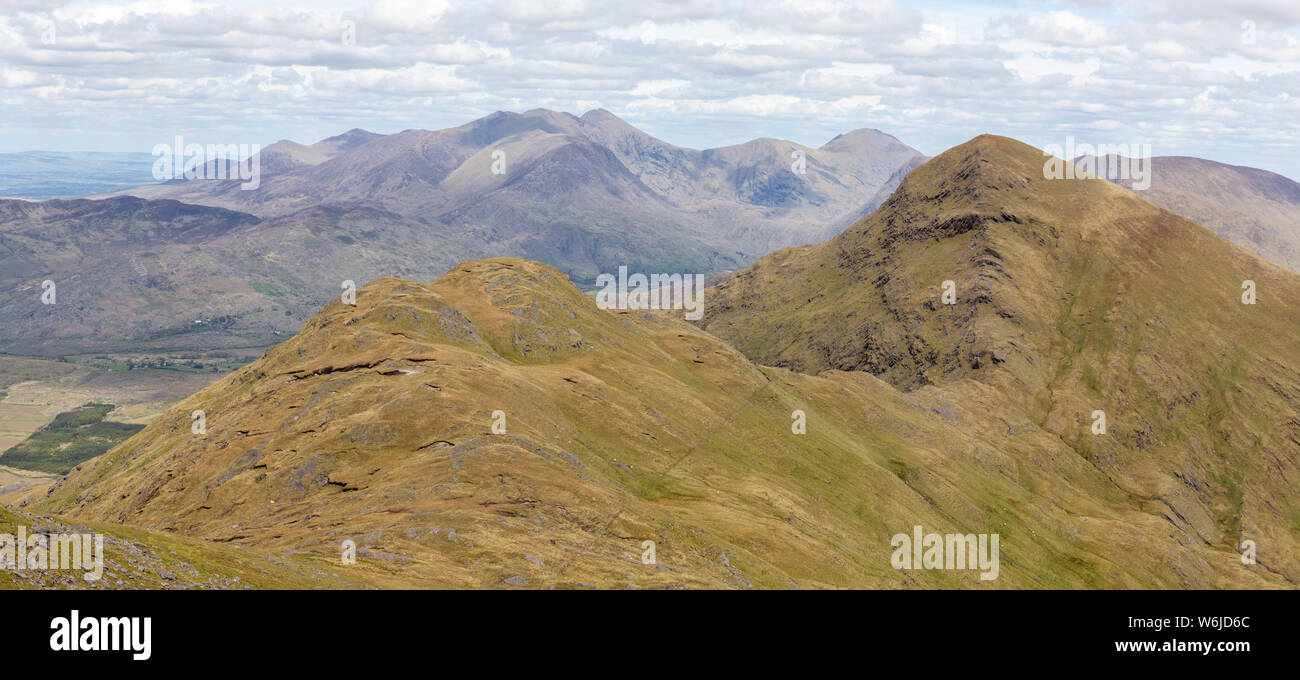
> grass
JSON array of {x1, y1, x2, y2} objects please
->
[
  {"x1": 251, "y1": 281, "x2": 291, "y2": 297},
  {"x1": 0, "y1": 356, "x2": 83, "y2": 389},
  {"x1": 0, "y1": 402, "x2": 144, "y2": 474},
  {"x1": 884, "y1": 458, "x2": 916, "y2": 482},
  {"x1": 19, "y1": 137, "x2": 1300, "y2": 589},
  {"x1": 0, "y1": 504, "x2": 372, "y2": 590},
  {"x1": 691, "y1": 135, "x2": 1300, "y2": 589}
]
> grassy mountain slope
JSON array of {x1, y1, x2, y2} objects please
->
[
  {"x1": 0, "y1": 503, "x2": 371, "y2": 589},
  {"x1": 26, "y1": 257, "x2": 1292, "y2": 588},
  {"x1": 1076, "y1": 154, "x2": 1300, "y2": 272},
  {"x1": 700, "y1": 135, "x2": 1300, "y2": 586}
]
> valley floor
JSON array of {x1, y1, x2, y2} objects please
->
[{"x1": 0, "y1": 355, "x2": 240, "y2": 494}]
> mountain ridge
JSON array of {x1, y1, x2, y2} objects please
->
[
  {"x1": 699, "y1": 133, "x2": 1300, "y2": 584},
  {"x1": 10, "y1": 132, "x2": 1298, "y2": 589},
  {"x1": 19, "y1": 257, "x2": 1283, "y2": 588},
  {"x1": 109, "y1": 108, "x2": 929, "y2": 266},
  {"x1": 1074, "y1": 153, "x2": 1300, "y2": 272}
]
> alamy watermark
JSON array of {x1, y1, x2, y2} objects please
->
[
  {"x1": 891, "y1": 525, "x2": 999, "y2": 581},
  {"x1": 595, "y1": 266, "x2": 706, "y2": 321},
  {"x1": 0, "y1": 525, "x2": 105, "y2": 582},
  {"x1": 50, "y1": 610, "x2": 151, "y2": 661},
  {"x1": 152, "y1": 136, "x2": 261, "y2": 190},
  {"x1": 1042, "y1": 136, "x2": 1151, "y2": 190}
]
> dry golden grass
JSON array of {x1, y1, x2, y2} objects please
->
[{"x1": 17, "y1": 135, "x2": 1299, "y2": 589}]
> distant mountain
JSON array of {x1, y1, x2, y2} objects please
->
[
  {"x1": 1074, "y1": 154, "x2": 1300, "y2": 272},
  {"x1": 0, "y1": 197, "x2": 482, "y2": 355},
  {"x1": 700, "y1": 135, "x2": 1300, "y2": 586},
  {"x1": 112, "y1": 109, "x2": 928, "y2": 281},
  {"x1": 0, "y1": 111, "x2": 927, "y2": 355},
  {"x1": 0, "y1": 151, "x2": 157, "y2": 199},
  {"x1": 194, "y1": 128, "x2": 384, "y2": 178}
]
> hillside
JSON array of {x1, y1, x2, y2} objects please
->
[
  {"x1": 1075, "y1": 154, "x2": 1300, "y2": 272},
  {"x1": 700, "y1": 135, "x2": 1300, "y2": 585},
  {"x1": 0, "y1": 198, "x2": 480, "y2": 355},
  {"x1": 0, "y1": 503, "x2": 371, "y2": 589},
  {"x1": 24, "y1": 256, "x2": 1293, "y2": 588}
]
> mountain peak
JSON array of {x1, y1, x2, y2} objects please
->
[
  {"x1": 940, "y1": 133, "x2": 1040, "y2": 163},
  {"x1": 313, "y1": 128, "x2": 381, "y2": 153},
  {"x1": 863, "y1": 133, "x2": 1142, "y2": 235},
  {"x1": 579, "y1": 107, "x2": 625, "y2": 124},
  {"x1": 706, "y1": 131, "x2": 1285, "y2": 392},
  {"x1": 821, "y1": 126, "x2": 915, "y2": 154},
  {"x1": 320, "y1": 127, "x2": 377, "y2": 142}
]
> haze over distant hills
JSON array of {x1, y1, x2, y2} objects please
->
[
  {"x1": 0, "y1": 109, "x2": 926, "y2": 356},
  {"x1": 1075, "y1": 154, "x2": 1300, "y2": 273},
  {"x1": 0, "y1": 151, "x2": 157, "y2": 199},
  {"x1": 116, "y1": 108, "x2": 928, "y2": 278}
]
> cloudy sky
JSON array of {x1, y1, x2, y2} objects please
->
[{"x1": 2, "y1": 0, "x2": 1299, "y2": 177}]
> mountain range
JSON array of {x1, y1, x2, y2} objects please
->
[
  {"x1": 16, "y1": 134, "x2": 1298, "y2": 589},
  {"x1": 0, "y1": 109, "x2": 926, "y2": 356},
  {"x1": 5, "y1": 111, "x2": 1298, "y2": 361},
  {"x1": 112, "y1": 108, "x2": 929, "y2": 276}
]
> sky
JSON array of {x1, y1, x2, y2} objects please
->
[{"x1": 2, "y1": 0, "x2": 1299, "y2": 178}]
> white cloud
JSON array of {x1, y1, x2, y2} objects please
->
[
  {"x1": 1023, "y1": 11, "x2": 1113, "y2": 46},
  {"x1": 1, "y1": 67, "x2": 38, "y2": 86},
  {"x1": 629, "y1": 78, "x2": 689, "y2": 96},
  {"x1": 366, "y1": 0, "x2": 450, "y2": 33},
  {"x1": 743, "y1": 0, "x2": 919, "y2": 37},
  {"x1": 0, "y1": 0, "x2": 1295, "y2": 178},
  {"x1": 899, "y1": 22, "x2": 960, "y2": 54},
  {"x1": 1141, "y1": 39, "x2": 1196, "y2": 60}
]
